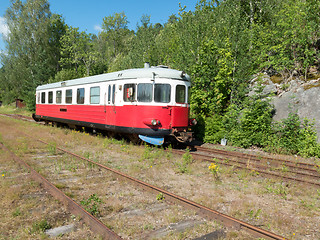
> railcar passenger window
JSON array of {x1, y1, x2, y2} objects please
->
[
  {"x1": 66, "y1": 89, "x2": 72, "y2": 104},
  {"x1": 124, "y1": 84, "x2": 136, "y2": 102},
  {"x1": 137, "y1": 83, "x2": 152, "y2": 102},
  {"x1": 90, "y1": 87, "x2": 100, "y2": 104},
  {"x1": 77, "y1": 88, "x2": 85, "y2": 104},
  {"x1": 41, "y1": 92, "x2": 46, "y2": 104},
  {"x1": 56, "y1": 90, "x2": 62, "y2": 104},
  {"x1": 48, "y1": 91, "x2": 53, "y2": 104},
  {"x1": 37, "y1": 93, "x2": 40, "y2": 104},
  {"x1": 154, "y1": 84, "x2": 171, "y2": 103},
  {"x1": 175, "y1": 85, "x2": 186, "y2": 103}
]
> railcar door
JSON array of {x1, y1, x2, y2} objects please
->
[
  {"x1": 171, "y1": 84, "x2": 189, "y2": 127},
  {"x1": 105, "y1": 84, "x2": 116, "y2": 130}
]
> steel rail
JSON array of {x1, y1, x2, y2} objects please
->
[
  {"x1": 0, "y1": 142, "x2": 122, "y2": 240},
  {"x1": 0, "y1": 114, "x2": 290, "y2": 238},
  {"x1": 30, "y1": 137, "x2": 287, "y2": 240},
  {"x1": 5, "y1": 112, "x2": 318, "y2": 177},
  {"x1": 181, "y1": 149, "x2": 320, "y2": 187},
  {"x1": 197, "y1": 146, "x2": 318, "y2": 171},
  {"x1": 194, "y1": 148, "x2": 320, "y2": 180}
]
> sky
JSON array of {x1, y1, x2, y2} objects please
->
[{"x1": 0, "y1": 0, "x2": 197, "y2": 54}]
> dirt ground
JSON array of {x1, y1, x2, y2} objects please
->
[{"x1": 0, "y1": 112, "x2": 319, "y2": 239}]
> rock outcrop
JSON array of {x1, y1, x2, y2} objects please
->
[{"x1": 250, "y1": 73, "x2": 320, "y2": 141}]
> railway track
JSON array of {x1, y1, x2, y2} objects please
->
[
  {"x1": 0, "y1": 114, "x2": 289, "y2": 239},
  {"x1": 3, "y1": 113, "x2": 320, "y2": 187},
  {"x1": 0, "y1": 142, "x2": 122, "y2": 239},
  {"x1": 180, "y1": 146, "x2": 320, "y2": 187}
]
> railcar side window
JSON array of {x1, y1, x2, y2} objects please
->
[
  {"x1": 175, "y1": 85, "x2": 186, "y2": 103},
  {"x1": 124, "y1": 84, "x2": 136, "y2": 102},
  {"x1": 41, "y1": 92, "x2": 46, "y2": 104},
  {"x1": 90, "y1": 87, "x2": 100, "y2": 104},
  {"x1": 48, "y1": 91, "x2": 53, "y2": 104},
  {"x1": 56, "y1": 90, "x2": 62, "y2": 104},
  {"x1": 137, "y1": 83, "x2": 152, "y2": 102},
  {"x1": 66, "y1": 89, "x2": 72, "y2": 104},
  {"x1": 154, "y1": 84, "x2": 171, "y2": 103},
  {"x1": 77, "y1": 88, "x2": 85, "y2": 104},
  {"x1": 37, "y1": 93, "x2": 40, "y2": 104}
]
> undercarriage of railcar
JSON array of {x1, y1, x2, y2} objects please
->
[{"x1": 32, "y1": 113, "x2": 194, "y2": 146}]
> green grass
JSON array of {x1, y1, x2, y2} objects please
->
[{"x1": 0, "y1": 105, "x2": 33, "y2": 117}]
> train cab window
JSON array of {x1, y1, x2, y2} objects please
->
[
  {"x1": 90, "y1": 87, "x2": 100, "y2": 104},
  {"x1": 175, "y1": 85, "x2": 186, "y2": 103},
  {"x1": 66, "y1": 89, "x2": 72, "y2": 104},
  {"x1": 154, "y1": 84, "x2": 171, "y2": 103},
  {"x1": 37, "y1": 93, "x2": 40, "y2": 104},
  {"x1": 124, "y1": 84, "x2": 136, "y2": 102},
  {"x1": 56, "y1": 90, "x2": 62, "y2": 104},
  {"x1": 77, "y1": 88, "x2": 85, "y2": 104},
  {"x1": 41, "y1": 92, "x2": 46, "y2": 104},
  {"x1": 48, "y1": 91, "x2": 53, "y2": 104},
  {"x1": 137, "y1": 83, "x2": 152, "y2": 102}
]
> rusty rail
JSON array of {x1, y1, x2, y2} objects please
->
[
  {"x1": 197, "y1": 146, "x2": 318, "y2": 172},
  {"x1": 181, "y1": 147, "x2": 320, "y2": 187},
  {"x1": 33, "y1": 137, "x2": 287, "y2": 240},
  {"x1": 0, "y1": 142, "x2": 122, "y2": 240},
  {"x1": 0, "y1": 113, "x2": 289, "y2": 239}
]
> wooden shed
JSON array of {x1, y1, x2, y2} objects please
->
[{"x1": 15, "y1": 99, "x2": 26, "y2": 108}]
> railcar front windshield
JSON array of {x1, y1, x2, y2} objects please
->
[
  {"x1": 154, "y1": 84, "x2": 171, "y2": 103},
  {"x1": 122, "y1": 82, "x2": 188, "y2": 104},
  {"x1": 137, "y1": 83, "x2": 152, "y2": 102}
]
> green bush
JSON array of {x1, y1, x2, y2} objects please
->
[
  {"x1": 202, "y1": 94, "x2": 320, "y2": 158},
  {"x1": 203, "y1": 96, "x2": 273, "y2": 148},
  {"x1": 297, "y1": 119, "x2": 320, "y2": 157},
  {"x1": 204, "y1": 114, "x2": 224, "y2": 143},
  {"x1": 266, "y1": 115, "x2": 320, "y2": 157}
]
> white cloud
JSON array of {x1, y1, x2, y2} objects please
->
[
  {"x1": 0, "y1": 17, "x2": 9, "y2": 38},
  {"x1": 94, "y1": 25, "x2": 103, "y2": 32}
]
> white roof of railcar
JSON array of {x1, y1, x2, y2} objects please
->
[{"x1": 36, "y1": 66, "x2": 191, "y2": 91}]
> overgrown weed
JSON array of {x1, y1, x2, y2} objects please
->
[
  {"x1": 80, "y1": 194, "x2": 103, "y2": 217},
  {"x1": 29, "y1": 219, "x2": 51, "y2": 234},
  {"x1": 175, "y1": 150, "x2": 193, "y2": 174}
]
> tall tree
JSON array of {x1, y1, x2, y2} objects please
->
[
  {"x1": 1, "y1": 0, "x2": 65, "y2": 109},
  {"x1": 125, "y1": 15, "x2": 163, "y2": 67},
  {"x1": 59, "y1": 26, "x2": 99, "y2": 77},
  {"x1": 101, "y1": 12, "x2": 133, "y2": 60}
]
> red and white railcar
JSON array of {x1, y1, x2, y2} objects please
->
[{"x1": 33, "y1": 64, "x2": 194, "y2": 145}]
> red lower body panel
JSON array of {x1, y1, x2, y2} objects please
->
[{"x1": 35, "y1": 104, "x2": 189, "y2": 131}]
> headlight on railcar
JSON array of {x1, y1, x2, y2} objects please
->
[
  {"x1": 151, "y1": 119, "x2": 157, "y2": 126},
  {"x1": 151, "y1": 119, "x2": 161, "y2": 126},
  {"x1": 143, "y1": 119, "x2": 161, "y2": 127}
]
